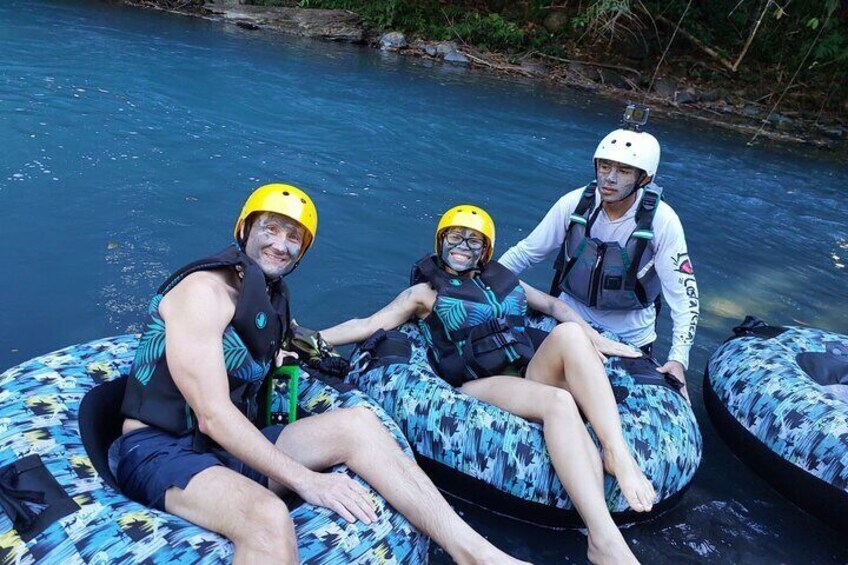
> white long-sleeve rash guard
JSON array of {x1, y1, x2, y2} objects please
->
[{"x1": 499, "y1": 186, "x2": 700, "y2": 370}]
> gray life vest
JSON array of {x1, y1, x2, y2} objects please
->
[{"x1": 549, "y1": 182, "x2": 663, "y2": 311}]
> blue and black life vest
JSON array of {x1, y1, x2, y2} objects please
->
[
  {"x1": 411, "y1": 254, "x2": 535, "y2": 386},
  {"x1": 121, "y1": 245, "x2": 291, "y2": 449},
  {"x1": 550, "y1": 182, "x2": 663, "y2": 311}
]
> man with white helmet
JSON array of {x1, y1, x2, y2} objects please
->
[{"x1": 499, "y1": 106, "x2": 699, "y2": 400}]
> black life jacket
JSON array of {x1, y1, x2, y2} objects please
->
[
  {"x1": 411, "y1": 254, "x2": 535, "y2": 386},
  {"x1": 549, "y1": 182, "x2": 663, "y2": 311},
  {"x1": 121, "y1": 245, "x2": 291, "y2": 449}
]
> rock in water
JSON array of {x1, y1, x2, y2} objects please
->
[
  {"x1": 380, "y1": 31, "x2": 407, "y2": 50},
  {"x1": 653, "y1": 77, "x2": 676, "y2": 98},
  {"x1": 675, "y1": 89, "x2": 700, "y2": 104},
  {"x1": 767, "y1": 113, "x2": 794, "y2": 130},
  {"x1": 598, "y1": 68, "x2": 629, "y2": 89},
  {"x1": 520, "y1": 61, "x2": 548, "y2": 76},
  {"x1": 436, "y1": 41, "x2": 458, "y2": 56},
  {"x1": 443, "y1": 50, "x2": 469, "y2": 65}
]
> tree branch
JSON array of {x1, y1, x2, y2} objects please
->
[
  {"x1": 732, "y1": 0, "x2": 771, "y2": 72},
  {"x1": 459, "y1": 51, "x2": 535, "y2": 77},
  {"x1": 654, "y1": 14, "x2": 736, "y2": 72},
  {"x1": 535, "y1": 52, "x2": 642, "y2": 76}
]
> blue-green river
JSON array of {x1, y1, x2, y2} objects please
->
[{"x1": 1, "y1": 0, "x2": 846, "y2": 562}]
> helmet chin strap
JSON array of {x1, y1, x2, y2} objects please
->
[{"x1": 620, "y1": 177, "x2": 643, "y2": 201}]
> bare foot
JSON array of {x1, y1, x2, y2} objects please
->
[
  {"x1": 587, "y1": 530, "x2": 640, "y2": 565},
  {"x1": 602, "y1": 445, "x2": 655, "y2": 513}
]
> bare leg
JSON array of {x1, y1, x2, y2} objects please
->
[
  {"x1": 526, "y1": 322, "x2": 656, "y2": 512},
  {"x1": 164, "y1": 466, "x2": 298, "y2": 564},
  {"x1": 272, "y1": 407, "x2": 529, "y2": 565},
  {"x1": 461, "y1": 377, "x2": 639, "y2": 565}
]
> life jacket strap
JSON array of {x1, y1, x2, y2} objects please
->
[
  {"x1": 449, "y1": 315, "x2": 524, "y2": 342},
  {"x1": 624, "y1": 186, "x2": 662, "y2": 294},
  {"x1": 410, "y1": 253, "x2": 443, "y2": 286},
  {"x1": 551, "y1": 183, "x2": 596, "y2": 295},
  {"x1": 349, "y1": 329, "x2": 414, "y2": 374}
]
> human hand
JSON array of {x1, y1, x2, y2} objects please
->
[
  {"x1": 297, "y1": 471, "x2": 378, "y2": 524},
  {"x1": 275, "y1": 349, "x2": 299, "y2": 367},
  {"x1": 588, "y1": 329, "x2": 642, "y2": 362},
  {"x1": 656, "y1": 360, "x2": 690, "y2": 404}
]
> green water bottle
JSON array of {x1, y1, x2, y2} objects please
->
[{"x1": 266, "y1": 363, "x2": 301, "y2": 426}]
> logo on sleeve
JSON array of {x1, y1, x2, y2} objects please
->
[
  {"x1": 255, "y1": 312, "x2": 267, "y2": 329},
  {"x1": 673, "y1": 253, "x2": 695, "y2": 275}
]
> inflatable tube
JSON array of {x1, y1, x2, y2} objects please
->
[
  {"x1": 346, "y1": 315, "x2": 702, "y2": 528},
  {"x1": 705, "y1": 317, "x2": 848, "y2": 534},
  {"x1": 0, "y1": 336, "x2": 429, "y2": 563}
]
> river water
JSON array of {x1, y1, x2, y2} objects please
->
[{"x1": 1, "y1": 1, "x2": 846, "y2": 562}]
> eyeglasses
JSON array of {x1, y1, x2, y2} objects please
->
[{"x1": 444, "y1": 231, "x2": 485, "y2": 250}]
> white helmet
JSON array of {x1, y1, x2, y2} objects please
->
[{"x1": 593, "y1": 129, "x2": 661, "y2": 180}]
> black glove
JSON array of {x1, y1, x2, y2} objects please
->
[
  {"x1": 289, "y1": 325, "x2": 350, "y2": 377},
  {"x1": 313, "y1": 355, "x2": 351, "y2": 378}
]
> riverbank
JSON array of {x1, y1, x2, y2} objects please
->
[{"x1": 117, "y1": 0, "x2": 847, "y2": 155}]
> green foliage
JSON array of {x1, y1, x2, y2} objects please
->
[
  {"x1": 804, "y1": 0, "x2": 848, "y2": 69},
  {"x1": 294, "y1": 0, "x2": 530, "y2": 51},
  {"x1": 451, "y1": 13, "x2": 526, "y2": 51},
  {"x1": 275, "y1": 0, "x2": 847, "y2": 108},
  {"x1": 575, "y1": 0, "x2": 645, "y2": 46}
]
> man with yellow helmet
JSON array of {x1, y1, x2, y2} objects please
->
[
  {"x1": 115, "y1": 185, "x2": 525, "y2": 564},
  {"x1": 322, "y1": 204, "x2": 653, "y2": 564}
]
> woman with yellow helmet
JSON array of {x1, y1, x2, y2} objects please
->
[{"x1": 322, "y1": 204, "x2": 654, "y2": 564}]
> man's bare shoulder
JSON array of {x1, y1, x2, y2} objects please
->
[{"x1": 159, "y1": 270, "x2": 237, "y2": 323}]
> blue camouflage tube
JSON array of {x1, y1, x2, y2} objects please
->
[
  {"x1": 0, "y1": 336, "x2": 429, "y2": 563},
  {"x1": 347, "y1": 314, "x2": 702, "y2": 528},
  {"x1": 705, "y1": 317, "x2": 848, "y2": 534}
]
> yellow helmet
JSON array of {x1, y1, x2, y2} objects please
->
[
  {"x1": 435, "y1": 204, "x2": 495, "y2": 264},
  {"x1": 234, "y1": 183, "x2": 318, "y2": 258}
]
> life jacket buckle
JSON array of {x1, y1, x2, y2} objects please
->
[
  {"x1": 642, "y1": 190, "x2": 659, "y2": 212},
  {"x1": 603, "y1": 275, "x2": 623, "y2": 290}
]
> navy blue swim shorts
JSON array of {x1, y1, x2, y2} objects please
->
[{"x1": 108, "y1": 424, "x2": 284, "y2": 511}]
